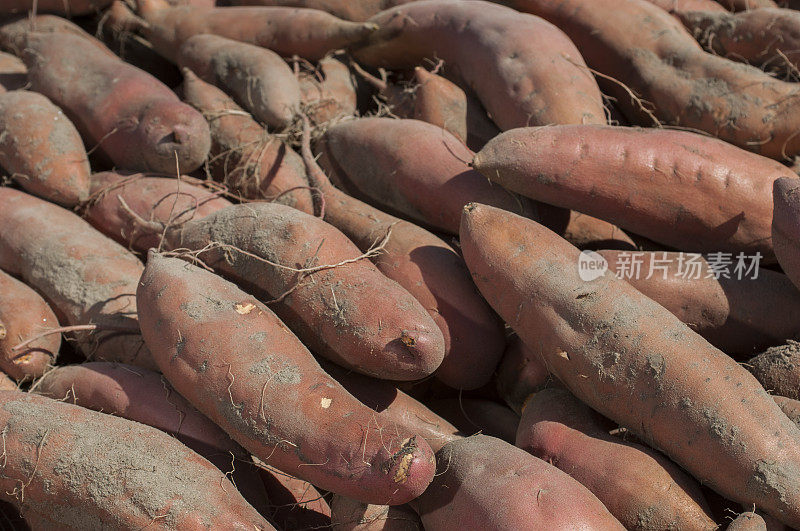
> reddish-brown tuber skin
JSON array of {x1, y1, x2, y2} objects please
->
[
  {"x1": 747, "y1": 342, "x2": 800, "y2": 400},
  {"x1": 136, "y1": 0, "x2": 379, "y2": 63},
  {"x1": 165, "y1": 201, "x2": 446, "y2": 381},
  {"x1": 317, "y1": 117, "x2": 536, "y2": 235},
  {"x1": 496, "y1": 335, "x2": 552, "y2": 415},
  {"x1": 178, "y1": 34, "x2": 301, "y2": 128},
  {"x1": 297, "y1": 56, "x2": 358, "y2": 125},
  {"x1": 599, "y1": 250, "x2": 800, "y2": 357},
  {"x1": 303, "y1": 123, "x2": 506, "y2": 389},
  {"x1": 560, "y1": 211, "x2": 637, "y2": 251},
  {"x1": 0, "y1": 270, "x2": 57, "y2": 381},
  {"x1": 502, "y1": 0, "x2": 800, "y2": 160},
  {"x1": 0, "y1": 14, "x2": 115, "y2": 57},
  {"x1": 772, "y1": 177, "x2": 800, "y2": 290},
  {"x1": 717, "y1": 0, "x2": 779, "y2": 10},
  {"x1": 331, "y1": 495, "x2": 421, "y2": 531},
  {"x1": 257, "y1": 465, "x2": 332, "y2": 530},
  {"x1": 0, "y1": 391, "x2": 273, "y2": 529},
  {"x1": 137, "y1": 254, "x2": 437, "y2": 504},
  {"x1": 0, "y1": 52, "x2": 26, "y2": 94},
  {"x1": 414, "y1": 435, "x2": 624, "y2": 530},
  {"x1": 774, "y1": 395, "x2": 800, "y2": 426},
  {"x1": 428, "y1": 398, "x2": 520, "y2": 444},
  {"x1": 410, "y1": 67, "x2": 468, "y2": 145},
  {"x1": 33, "y1": 362, "x2": 270, "y2": 514},
  {"x1": 0, "y1": 188, "x2": 153, "y2": 369},
  {"x1": 0, "y1": 372, "x2": 17, "y2": 391},
  {"x1": 643, "y1": 0, "x2": 727, "y2": 11},
  {"x1": 181, "y1": 69, "x2": 315, "y2": 212},
  {"x1": 0, "y1": 0, "x2": 113, "y2": 16},
  {"x1": 353, "y1": 0, "x2": 606, "y2": 131},
  {"x1": 460, "y1": 202, "x2": 800, "y2": 527},
  {"x1": 517, "y1": 388, "x2": 716, "y2": 530},
  {"x1": 679, "y1": 9, "x2": 800, "y2": 74},
  {"x1": 728, "y1": 512, "x2": 769, "y2": 530},
  {"x1": 473, "y1": 125, "x2": 795, "y2": 257},
  {"x1": 0, "y1": 91, "x2": 90, "y2": 207},
  {"x1": 323, "y1": 363, "x2": 461, "y2": 452},
  {"x1": 227, "y1": 0, "x2": 416, "y2": 21},
  {"x1": 23, "y1": 32, "x2": 211, "y2": 174},
  {"x1": 84, "y1": 171, "x2": 232, "y2": 252},
  {"x1": 33, "y1": 362, "x2": 246, "y2": 462}
]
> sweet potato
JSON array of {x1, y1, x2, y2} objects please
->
[
  {"x1": 0, "y1": 372, "x2": 18, "y2": 391},
  {"x1": 33, "y1": 362, "x2": 245, "y2": 461},
  {"x1": 178, "y1": 34, "x2": 300, "y2": 129},
  {"x1": 729, "y1": 512, "x2": 770, "y2": 530},
  {"x1": 0, "y1": 91, "x2": 90, "y2": 207},
  {"x1": 226, "y1": 0, "x2": 415, "y2": 21},
  {"x1": 679, "y1": 8, "x2": 800, "y2": 74},
  {"x1": 717, "y1": 0, "x2": 779, "y2": 10},
  {"x1": 501, "y1": 0, "x2": 800, "y2": 160},
  {"x1": 747, "y1": 341, "x2": 800, "y2": 399},
  {"x1": 774, "y1": 395, "x2": 800, "y2": 426},
  {"x1": 0, "y1": 390, "x2": 272, "y2": 529},
  {"x1": 473, "y1": 124, "x2": 795, "y2": 257},
  {"x1": 84, "y1": 171, "x2": 232, "y2": 252},
  {"x1": 462, "y1": 88, "x2": 500, "y2": 152},
  {"x1": 460, "y1": 202, "x2": 800, "y2": 526},
  {"x1": 101, "y1": 16, "x2": 182, "y2": 90},
  {"x1": 134, "y1": 0, "x2": 378, "y2": 63},
  {"x1": 496, "y1": 335, "x2": 552, "y2": 415},
  {"x1": 322, "y1": 362, "x2": 460, "y2": 452},
  {"x1": 331, "y1": 495, "x2": 421, "y2": 530},
  {"x1": 0, "y1": 188, "x2": 152, "y2": 369},
  {"x1": 428, "y1": 398, "x2": 520, "y2": 443},
  {"x1": 409, "y1": 68, "x2": 468, "y2": 144},
  {"x1": 413, "y1": 435, "x2": 623, "y2": 529},
  {"x1": 517, "y1": 388, "x2": 716, "y2": 530},
  {"x1": 0, "y1": 14, "x2": 113, "y2": 57},
  {"x1": 33, "y1": 361, "x2": 271, "y2": 514},
  {"x1": 23, "y1": 32, "x2": 210, "y2": 174},
  {"x1": 302, "y1": 120, "x2": 505, "y2": 389},
  {"x1": 256, "y1": 464, "x2": 332, "y2": 530},
  {"x1": 0, "y1": 270, "x2": 57, "y2": 381},
  {"x1": 559, "y1": 211, "x2": 637, "y2": 251},
  {"x1": 164, "y1": 201, "x2": 445, "y2": 380},
  {"x1": 772, "y1": 177, "x2": 800, "y2": 289},
  {"x1": 181, "y1": 68, "x2": 314, "y2": 211},
  {"x1": 599, "y1": 250, "x2": 800, "y2": 356},
  {"x1": 296, "y1": 55, "x2": 357, "y2": 126},
  {"x1": 0, "y1": 0, "x2": 113, "y2": 16},
  {"x1": 137, "y1": 254, "x2": 437, "y2": 504},
  {"x1": 644, "y1": 0, "x2": 727, "y2": 11},
  {"x1": 353, "y1": 0, "x2": 606, "y2": 131},
  {"x1": 317, "y1": 117, "x2": 536, "y2": 235},
  {"x1": 352, "y1": 64, "x2": 468, "y2": 144},
  {"x1": 0, "y1": 52, "x2": 25, "y2": 94}
]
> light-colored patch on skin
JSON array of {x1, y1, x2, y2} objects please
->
[
  {"x1": 235, "y1": 302, "x2": 256, "y2": 315},
  {"x1": 393, "y1": 452, "x2": 414, "y2": 484}
]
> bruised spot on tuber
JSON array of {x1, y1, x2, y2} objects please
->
[
  {"x1": 383, "y1": 436, "x2": 419, "y2": 484},
  {"x1": 400, "y1": 330, "x2": 416, "y2": 347},
  {"x1": 0, "y1": 323, "x2": 5, "y2": 340}
]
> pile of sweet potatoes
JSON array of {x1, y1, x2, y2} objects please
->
[{"x1": 2, "y1": 0, "x2": 800, "y2": 528}]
